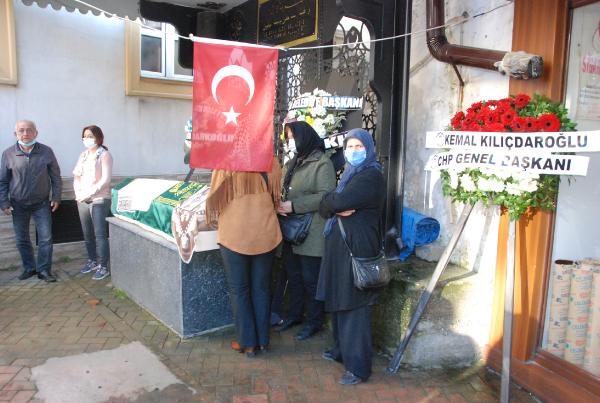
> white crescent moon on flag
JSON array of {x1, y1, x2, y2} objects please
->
[{"x1": 211, "y1": 65, "x2": 255, "y2": 106}]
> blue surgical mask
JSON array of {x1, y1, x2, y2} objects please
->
[
  {"x1": 344, "y1": 149, "x2": 367, "y2": 166},
  {"x1": 18, "y1": 139, "x2": 37, "y2": 147}
]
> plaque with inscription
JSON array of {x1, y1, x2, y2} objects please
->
[{"x1": 258, "y1": 0, "x2": 318, "y2": 47}]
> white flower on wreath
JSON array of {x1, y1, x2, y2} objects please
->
[
  {"x1": 324, "y1": 114, "x2": 336, "y2": 125},
  {"x1": 477, "y1": 177, "x2": 505, "y2": 193},
  {"x1": 505, "y1": 182, "x2": 523, "y2": 196},
  {"x1": 311, "y1": 105, "x2": 327, "y2": 118},
  {"x1": 516, "y1": 178, "x2": 538, "y2": 193},
  {"x1": 481, "y1": 167, "x2": 513, "y2": 180},
  {"x1": 296, "y1": 115, "x2": 306, "y2": 122},
  {"x1": 512, "y1": 170, "x2": 540, "y2": 181},
  {"x1": 312, "y1": 118, "x2": 326, "y2": 137},
  {"x1": 460, "y1": 174, "x2": 476, "y2": 192}
]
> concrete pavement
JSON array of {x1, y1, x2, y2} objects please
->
[{"x1": 0, "y1": 259, "x2": 538, "y2": 402}]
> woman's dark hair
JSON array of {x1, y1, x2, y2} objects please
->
[{"x1": 82, "y1": 125, "x2": 108, "y2": 150}]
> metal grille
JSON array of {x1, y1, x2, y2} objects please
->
[{"x1": 274, "y1": 17, "x2": 377, "y2": 137}]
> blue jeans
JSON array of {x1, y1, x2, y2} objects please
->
[
  {"x1": 11, "y1": 200, "x2": 53, "y2": 274},
  {"x1": 220, "y1": 245, "x2": 275, "y2": 349},
  {"x1": 77, "y1": 199, "x2": 110, "y2": 267}
]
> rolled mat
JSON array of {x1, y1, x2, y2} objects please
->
[
  {"x1": 584, "y1": 263, "x2": 600, "y2": 375},
  {"x1": 398, "y1": 207, "x2": 441, "y2": 261},
  {"x1": 564, "y1": 265, "x2": 593, "y2": 366},
  {"x1": 547, "y1": 260, "x2": 574, "y2": 358}
]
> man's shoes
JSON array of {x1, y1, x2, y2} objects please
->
[
  {"x1": 322, "y1": 350, "x2": 342, "y2": 363},
  {"x1": 80, "y1": 259, "x2": 98, "y2": 274},
  {"x1": 92, "y1": 266, "x2": 110, "y2": 280},
  {"x1": 37, "y1": 272, "x2": 57, "y2": 283},
  {"x1": 277, "y1": 318, "x2": 303, "y2": 332},
  {"x1": 295, "y1": 325, "x2": 321, "y2": 341},
  {"x1": 338, "y1": 371, "x2": 362, "y2": 385},
  {"x1": 18, "y1": 271, "x2": 37, "y2": 280}
]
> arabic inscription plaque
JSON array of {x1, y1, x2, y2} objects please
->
[{"x1": 258, "y1": 0, "x2": 318, "y2": 47}]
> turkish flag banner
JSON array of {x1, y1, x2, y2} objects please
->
[{"x1": 191, "y1": 39, "x2": 279, "y2": 172}]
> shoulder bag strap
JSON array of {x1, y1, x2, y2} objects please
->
[
  {"x1": 260, "y1": 172, "x2": 276, "y2": 208},
  {"x1": 337, "y1": 219, "x2": 354, "y2": 257},
  {"x1": 337, "y1": 215, "x2": 386, "y2": 257}
]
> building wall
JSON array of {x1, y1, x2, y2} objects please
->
[
  {"x1": 403, "y1": 0, "x2": 513, "y2": 352},
  {"x1": 0, "y1": 2, "x2": 191, "y2": 177},
  {"x1": 0, "y1": 2, "x2": 191, "y2": 269}
]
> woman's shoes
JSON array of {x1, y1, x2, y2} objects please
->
[
  {"x1": 294, "y1": 325, "x2": 321, "y2": 341},
  {"x1": 321, "y1": 350, "x2": 342, "y2": 363},
  {"x1": 230, "y1": 340, "x2": 243, "y2": 352},
  {"x1": 338, "y1": 371, "x2": 362, "y2": 385},
  {"x1": 231, "y1": 341, "x2": 265, "y2": 357},
  {"x1": 278, "y1": 318, "x2": 303, "y2": 332}
]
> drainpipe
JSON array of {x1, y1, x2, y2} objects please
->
[{"x1": 426, "y1": 0, "x2": 543, "y2": 79}]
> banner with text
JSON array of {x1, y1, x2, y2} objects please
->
[
  {"x1": 425, "y1": 150, "x2": 589, "y2": 176},
  {"x1": 426, "y1": 130, "x2": 600, "y2": 152}
]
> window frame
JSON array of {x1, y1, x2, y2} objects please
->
[
  {"x1": 124, "y1": 21, "x2": 192, "y2": 100},
  {"x1": 0, "y1": 0, "x2": 18, "y2": 86}
]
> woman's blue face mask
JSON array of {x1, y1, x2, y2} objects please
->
[{"x1": 344, "y1": 149, "x2": 367, "y2": 166}]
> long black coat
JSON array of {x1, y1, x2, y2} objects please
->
[{"x1": 316, "y1": 166, "x2": 385, "y2": 312}]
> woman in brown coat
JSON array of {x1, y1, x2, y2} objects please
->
[{"x1": 206, "y1": 160, "x2": 282, "y2": 356}]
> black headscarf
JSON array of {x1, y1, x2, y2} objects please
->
[{"x1": 282, "y1": 121, "x2": 325, "y2": 199}]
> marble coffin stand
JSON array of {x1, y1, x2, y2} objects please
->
[{"x1": 107, "y1": 217, "x2": 232, "y2": 338}]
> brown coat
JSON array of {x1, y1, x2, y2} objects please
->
[{"x1": 208, "y1": 161, "x2": 282, "y2": 255}]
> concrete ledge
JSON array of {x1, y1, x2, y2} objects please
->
[{"x1": 373, "y1": 256, "x2": 482, "y2": 369}]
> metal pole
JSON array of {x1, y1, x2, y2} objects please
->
[
  {"x1": 387, "y1": 202, "x2": 475, "y2": 373},
  {"x1": 184, "y1": 168, "x2": 195, "y2": 182},
  {"x1": 500, "y1": 219, "x2": 516, "y2": 403}
]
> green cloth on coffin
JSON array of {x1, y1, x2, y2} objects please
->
[{"x1": 111, "y1": 179, "x2": 207, "y2": 237}]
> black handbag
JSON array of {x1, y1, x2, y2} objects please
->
[
  {"x1": 337, "y1": 219, "x2": 390, "y2": 290},
  {"x1": 279, "y1": 213, "x2": 313, "y2": 245}
]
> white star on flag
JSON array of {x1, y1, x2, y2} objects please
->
[{"x1": 222, "y1": 106, "x2": 241, "y2": 125}]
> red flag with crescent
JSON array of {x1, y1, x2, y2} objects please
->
[{"x1": 190, "y1": 39, "x2": 278, "y2": 172}]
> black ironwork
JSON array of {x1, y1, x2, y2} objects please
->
[
  {"x1": 273, "y1": 17, "x2": 377, "y2": 137},
  {"x1": 142, "y1": 0, "x2": 413, "y2": 256}
]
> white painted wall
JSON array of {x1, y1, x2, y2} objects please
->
[
  {"x1": 404, "y1": 0, "x2": 513, "y2": 349},
  {"x1": 0, "y1": 2, "x2": 191, "y2": 178}
]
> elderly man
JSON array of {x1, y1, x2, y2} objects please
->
[{"x1": 0, "y1": 120, "x2": 62, "y2": 282}]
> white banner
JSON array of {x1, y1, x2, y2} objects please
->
[
  {"x1": 425, "y1": 130, "x2": 600, "y2": 152},
  {"x1": 425, "y1": 150, "x2": 590, "y2": 176},
  {"x1": 289, "y1": 95, "x2": 363, "y2": 110}
]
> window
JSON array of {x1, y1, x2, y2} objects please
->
[
  {"x1": 0, "y1": 0, "x2": 17, "y2": 85},
  {"x1": 124, "y1": 21, "x2": 192, "y2": 99},
  {"x1": 140, "y1": 21, "x2": 192, "y2": 81}
]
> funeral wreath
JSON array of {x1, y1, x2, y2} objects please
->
[
  {"x1": 440, "y1": 94, "x2": 577, "y2": 220},
  {"x1": 286, "y1": 88, "x2": 347, "y2": 138}
]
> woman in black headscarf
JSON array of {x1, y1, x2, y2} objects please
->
[
  {"x1": 276, "y1": 121, "x2": 336, "y2": 340},
  {"x1": 317, "y1": 128, "x2": 385, "y2": 385}
]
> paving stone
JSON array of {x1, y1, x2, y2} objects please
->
[
  {"x1": 7, "y1": 390, "x2": 35, "y2": 403},
  {"x1": 0, "y1": 389, "x2": 18, "y2": 401}
]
